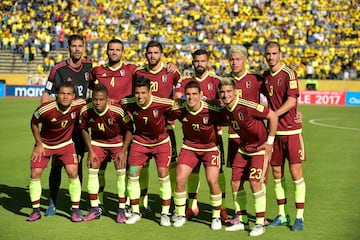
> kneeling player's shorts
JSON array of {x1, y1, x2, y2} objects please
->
[
  {"x1": 271, "y1": 133, "x2": 306, "y2": 166},
  {"x1": 231, "y1": 150, "x2": 270, "y2": 184},
  {"x1": 178, "y1": 148, "x2": 220, "y2": 169},
  {"x1": 31, "y1": 143, "x2": 78, "y2": 168},
  {"x1": 91, "y1": 145, "x2": 123, "y2": 164},
  {"x1": 128, "y1": 140, "x2": 171, "y2": 168}
]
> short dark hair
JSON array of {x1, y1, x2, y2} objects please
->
[
  {"x1": 93, "y1": 83, "x2": 108, "y2": 96},
  {"x1": 57, "y1": 82, "x2": 75, "y2": 94},
  {"x1": 184, "y1": 81, "x2": 201, "y2": 93},
  {"x1": 107, "y1": 38, "x2": 124, "y2": 51},
  {"x1": 146, "y1": 40, "x2": 163, "y2": 53},
  {"x1": 67, "y1": 34, "x2": 84, "y2": 47},
  {"x1": 134, "y1": 76, "x2": 151, "y2": 90},
  {"x1": 265, "y1": 41, "x2": 281, "y2": 52},
  {"x1": 192, "y1": 49, "x2": 209, "y2": 59}
]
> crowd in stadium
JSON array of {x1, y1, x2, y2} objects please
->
[{"x1": 0, "y1": 0, "x2": 359, "y2": 80}]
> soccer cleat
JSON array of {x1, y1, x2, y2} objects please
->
[
  {"x1": 220, "y1": 208, "x2": 228, "y2": 222},
  {"x1": 82, "y1": 207, "x2": 101, "y2": 222},
  {"x1": 225, "y1": 213, "x2": 239, "y2": 224},
  {"x1": 116, "y1": 208, "x2": 126, "y2": 224},
  {"x1": 27, "y1": 209, "x2": 41, "y2": 222},
  {"x1": 99, "y1": 204, "x2": 105, "y2": 215},
  {"x1": 185, "y1": 207, "x2": 199, "y2": 219},
  {"x1": 249, "y1": 224, "x2": 265, "y2": 237},
  {"x1": 125, "y1": 205, "x2": 132, "y2": 218},
  {"x1": 291, "y1": 218, "x2": 304, "y2": 231},
  {"x1": 126, "y1": 212, "x2": 141, "y2": 224},
  {"x1": 172, "y1": 216, "x2": 186, "y2": 228},
  {"x1": 267, "y1": 214, "x2": 290, "y2": 227},
  {"x1": 160, "y1": 214, "x2": 171, "y2": 227},
  {"x1": 71, "y1": 208, "x2": 83, "y2": 222},
  {"x1": 225, "y1": 221, "x2": 249, "y2": 231},
  {"x1": 45, "y1": 201, "x2": 56, "y2": 216},
  {"x1": 211, "y1": 218, "x2": 222, "y2": 230},
  {"x1": 140, "y1": 206, "x2": 152, "y2": 217}
]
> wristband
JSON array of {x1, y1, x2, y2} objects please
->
[{"x1": 267, "y1": 136, "x2": 275, "y2": 145}]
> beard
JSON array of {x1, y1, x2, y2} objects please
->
[{"x1": 195, "y1": 67, "x2": 206, "y2": 76}]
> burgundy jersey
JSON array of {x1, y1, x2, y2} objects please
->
[
  {"x1": 121, "y1": 95, "x2": 173, "y2": 145},
  {"x1": 78, "y1": 102, "x2": 132, "y2": 145},
  {"x1": 223, "y1": 96, "x2": 270, "y2": 153},
  {"x1": 89, "y1": 62, "x2": 138, "y2": 101},
  {"x1": 134, "y1": 63, "x2": 181, "y2": 98},
  {"x1": 224, "y1": 70, "x2": 263, "y2": 136},
  {"x1": 262, "y1": 64, "x2": 302, "y2": 132},
  {"x1": 168, "y1": 101, "x2": 223, "y2": 150},
  {"x1": 31, "y1": 99, "x2": 86, "y2": 147},
  {"x1": 175, "y1": 72, "x2": 221, "y2": 99},
  {"x1": 44, "y1": 59, "x2": 92, "y2": 98}
]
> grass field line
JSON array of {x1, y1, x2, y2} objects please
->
[{"x1": 309, "y1": 118, "x2": 360, "y2": 131}]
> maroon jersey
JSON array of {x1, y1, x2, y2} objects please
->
[
  {"x1": 121, "y1": 95, "x2": 173, "y2": 145},
  {"x1": 78, "y1": 102, "x2": 132, "y2": 145},
  {"x1": 31, "y1": 99, "x2": 86, "y2": 147},
  {"x1": 44, "y1": 59, "x2": 92, "y2": 98},
  {"x1": 89, "y1": 62, "x2": 138, "y2": 101},
  {"x1": 134, "y1": 63, "x2": 180, "y2": 98},
  {"x1": 223, "y1": 96, "x2": 270, "y2": 153},
  {"x1": 262, "y1": 64, "x2": 302, "y2": 133},
  {"x1": 224, "y1": 70, "x2": 263, "y2": 136},
  {"x1": 168, "y1": 101, "x2": 223, "y2": 150},
  {"x1": 175, "y1": 72, "x2": 221, "y2": 99}
]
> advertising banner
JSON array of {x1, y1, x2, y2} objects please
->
[
  {"x1": 345, "y1": 92, "x2": 360, "y2": 106},
  {"x1": 5, "y1": 85, "x2": 45, "y2": 97},
  {"x1": 298, "y1": 91, "x2": 345, "y2": 105}
]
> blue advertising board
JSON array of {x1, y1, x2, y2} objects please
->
[
  {"x1": 345, "y1": 91, "x2": 360, "y2": 106},
  {"x1": 0, "y1": 82, "x2": 5, "y2": 97},
  {"x1": 5, "y1": 85, "x2": 45, "y2": 97}
]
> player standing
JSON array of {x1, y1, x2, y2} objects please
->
[
  {"x1": 79, "y1": 84, "x2": 133, "y2": 223},
  {"x1": 121, "y1": 76, "x2": 173, "y2": 226},
  {"x1": 170, "y1": 81, "x2": 224, "y2": 230},
  {"x1": 223, "y1": 45, "x2": 264, "y2": 226},
  {"x1": 174, "y1": 49, "x2": 227, "y2": 222},
  {"x1": 133, "y1": 40, "x2": 181, "y2": 214},
  {"x1": 27, "y1": 82, "x2": 85, "y2": 222},
  {"x1": 41, "y1": 34, "x2": 92, "y2": 216},
  {"x1": 219, "y1": 78, "x2": 278, "y2": 236},
  {"x1": 89, "y1": 38, "x2": 138, "y2": 210},
  {"x1": 262, "y1": 41, "x2": 306, "y2": 231}
]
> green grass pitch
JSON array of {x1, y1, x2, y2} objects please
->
[{"x1": 0, "y1": 98, "x2": 359, "y2": 240}]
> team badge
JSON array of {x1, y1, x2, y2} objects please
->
[
  {"x1": 246, "y1": 81, "x2": 251, "y2": 88},
  {"x1": 277, "y1": 78, "x2": 282, "y2": 86},
  {"x1": 203, "y1": 117, "x2": 209, "y2": 124},
  {"x1": 208, "y1": 83, "x2": 213, "y2": 90},
  {"x1": 108, "y1": 118, "x2": 114, "y2": 125},
  {"x1": 120, "y1": 70, "x2": 125, "y2": 77},
  {"x1": 133, "y1": 111, "x2": 138, "y2": 116},
  {"x1": 153, "y1": 110, "x2": 159, "y2": 118},
  {"x1": 67, "y1": 77, "x2": 73, "y2": 82},
  {"x1": 71, "y1": 112, "x2": 76, "y2": 119},
  {"x1": 238, "y1": 112, "x2": 243, "y2": 121},
  {"x1": 102, "y1": 73, "x2": 107, "y2": 77},
  {"x1": 265, "y1": 79, "x2": 268, "y2": 84},
  {"x1": 162, "y1": 75, "x2": 167, "y2": 83},
  {"x1": 85, "y1": 72, "x2": 89, "y2": 81}
]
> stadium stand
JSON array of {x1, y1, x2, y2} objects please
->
[{"x1": 0, "y1": 0, "x2": 359, "y2": 79}]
